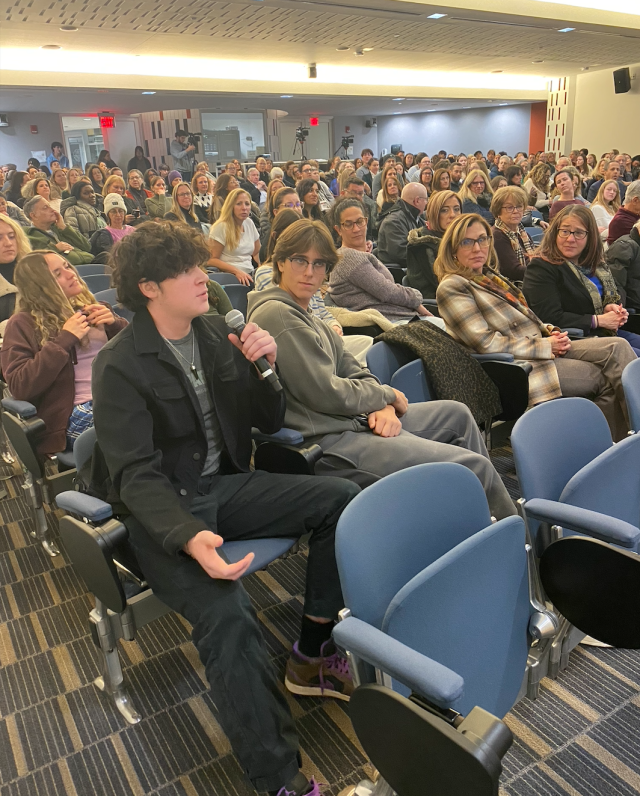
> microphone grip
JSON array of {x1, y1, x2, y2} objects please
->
[{"x1": 230, "y1": 320, "x2": 283, "y2": 393}]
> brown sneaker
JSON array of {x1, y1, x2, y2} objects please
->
[{"x1": 285, "y1": 640, "x2": 353, "y2": 701}]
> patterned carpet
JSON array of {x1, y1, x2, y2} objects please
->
[{"x1": 1, "y1": 447, "x2": 640, "y2": 796}]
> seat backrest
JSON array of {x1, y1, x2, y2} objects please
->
[
  {"x1": 366, "y1": 341, "x2": 417, "y2": 385},
  {"x1": 560, "y1": 432, "x2": 640, "y2": 528},
  {"x1": 94, "y1": 288, "x2": 118, "y2": 306},
  {"x1": 73, "y1": 426, "x2": 97, "y2": 472},
  {"x1": 383, "y1": 515, "x2": 529, "y2": 718},
  {"x1": 223, "y1": 283, "x2": 251, "y2": 315},
  {"x1": 336, "y1": 462, "x2": 492, "y2": 630},
  {"x1": 84, "y1": 274, "x2": 112, "y2": 294},
  {"x1": 207, "y1": 271, "x2": 240, "y2": 285},
  {"x1": 511, "y1": 397, "x2": 612, "y2": 503},
  {"x1": 390, "y1": 359, "x2": 433, "y2": 402},
  {"x1": 622, "y1": 358, "x2": 640, "y2": 433},
  {"x1": 76, "y1": 264, "x2": 107, "y2": 276}
]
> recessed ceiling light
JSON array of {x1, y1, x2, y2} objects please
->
[
  {"x1": 363, "y1": 47, "x2": 374, "y2": 52},
  {"x1": 557, "y1": 27, "x2": 575, "y2": 32},
  {"x1": 40, "y1": 44, "x2": 62, "y2": 50},
  {"x1": 427, "y1": 13, "x2": 447, "y2": 18},
  {"x1": 532, "y1": 59, "x2": 544, "y2": 63},
  {"x1": 393, "y1": 97, "x2": 406, "y2": 101},
  {"x1": 499, "y1": 102, "x2": 509, "y2": 105},
  {"x1": 491, "y1": 70, "x2": 503, "y2": 73},
  {"x1": 142, "y1": 91, "x2": 156, "y2": 94},
  {"x1": 281, "y1": 94, "x2": 293, "y2": 98},
  {"x1": 336, "y1": 46, "x2": 350, "y2": 51},
  {"x1": 59, "y1": 25, "x2": 78, "y2": 32}
]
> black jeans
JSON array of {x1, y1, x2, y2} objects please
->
[{"x1": 126, "y1": 470, "x2": 359, "y2": 792}]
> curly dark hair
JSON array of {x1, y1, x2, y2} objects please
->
[{"x1": 109, "y1": 221, "x2": 211, "y2": 311}]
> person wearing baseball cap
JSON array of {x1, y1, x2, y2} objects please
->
[
  {"x1": 170, "y1": 129, "x2": 196, "y2": 181},
  {"x1": 91, "y1": 193, "x2": 135, "y2": 256}
]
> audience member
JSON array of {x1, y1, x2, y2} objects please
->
[
  {"x1": 241, "y1": 168, "x2": 267, "y2": 207},
  {"x1": 0, "y1": 214, "x2": 30, "y2": 287},
  {"x1": 5, "y1": 172, "x2": 29, "y2": 207},
  {"x1": 606, "y1": 220, "x2": 640, "y2": 313},
  {"x1": 548, "y1": 169, "x2": 586, "y2": 220},
  {"x1": 523, "y1": 163, "x2": 552, "y2": 219},
  {"x1": 355, "y1": 148, "x2": 374, "y2": 189},
  {"x1": 491, "y1": 186, "x2": 536, "y2": 282},
  {"x1": 524, "y1": 205, "x2": 640, "y2": 358},
  {"x1": 46, "y1": 142, "x2": 69, "y2": 170},
  {"x1": 98, "y1": 149, "x2": 118, "y2": 170},
  {"x1": 405, "y1": 190, "x2": 461, "y2": 299},
  {"x1": 590, "y1": 180, "x2": 621, "y2": 241},
  {"x1": 209, "y1": 188, "x2": 259, "y2": 285},
  {"x1": 191, "y1": 173, "x2": 214, "y2": 224},
  {"x1": 21, "y1": 177, "x2": 60, "y2": 213},
  {"x1": 164, "y1": 182, "x2": 202, "y2": 231},
  {"x1": 587, "y1": 160, "x2": 627, "y2": 203},
  {"x1": 210, "y1": 173, "x2": 239, "y2": 222},
  {"x1": 24, "y1": 197, "x2": 94, "y2": 266},
  {"x1": 0, "y1": 195, "x2": 29, "y2": 227},
  {"x1": 377, "y1": 183, "x2": 428, "y2": 268},
  {"x1": 167, "y1": 170, "x2": 183, "y2": 193},
  {"x1": 126, "y1": 146, "x2": 151, "y2": 175},
  {"x1": 432, "y1": 168, "x2": 451, "y2": 193},
  {"x1": 418, "y1": 166, "x2": 434, "y2": 196},
  {"x1": 169, "y1": 130, "x2": 196, "y2": 181},
  {"x1": 1, "y1": 252, "x2": 127, "y2": 453},
  {"x1": 376, "y1": 172, "x2": 402, "y2": 214},
  {"x1": 142, "y1": 168, "x2": 158, "y2": 190},
  {"x1": 459, "y1": 170, "x2": 495, "y2": 224},
  {"x1": 490, "y1": 154, "x2": 511, "y2": 179},
  {"x1": 607, "y1": 181, "x2": 640, "y2": 246},
  {"x1": 436, "y1": 213, "x2": 635, "y2": 440},
  {"x1": 125, "y1": 170, "x2": 152, "y2": 222},
  {"x1": 297, "y1": 179, "x2": 324, "y2": 222},
  {"x1": 338, "y1": 174, "x2": 377, "y2": 243},
  {"x1": 101, "y1": 175, "x2": 137, "y2": 225},
  {"x1": 449, "y1": 162, "x2": 464, "y2": 192},
  {"x1": 62, "y1": 182, "x2": 105, "y2": 237},
  {"x1": 145, "y1": 176, "x2": 172, "y2": 220},
  {"x1": 50, "y1": 168, "x2": 69, "y2": 204},
  {"x1": 330, "y1": 198, "x2": 430, "y2": 322},
  {"x1": 249, "y1": 217, "x2": 514, "y2": 518},
  {"x1": 254, "y1": 156, "x2": 270, "y2": 184},
  {"x1": 63, "y1": 168, "x2": 82, "y2": 198},
  {"x1": 300, "y1": 161, "x2": 335, "y2": 213},
  {"x1": 90, "y1": 194, "x2": 135, "y2": 254},
  {"x1": 85, "y1": 163, "x2": 105, "y2": 195}
]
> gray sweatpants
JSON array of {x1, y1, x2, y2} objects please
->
[{"x1": 316, "y1": 400, "x2": 516, "y2": 520}]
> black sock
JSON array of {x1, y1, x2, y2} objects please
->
[
  {"x1": 298, "y1": 616, "x2": 335, "y2": 658},
  {"x1": 268, "y1": 771, "x2": 310, "y2": 796}
]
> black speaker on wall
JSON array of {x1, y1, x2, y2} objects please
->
[{"x1": 613, "y1": 67, "x2": 631, "y2": 94}]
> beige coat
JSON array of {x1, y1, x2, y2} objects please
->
[{"x1": 436, "y1": 274, "x2": 562, "y2": 406}]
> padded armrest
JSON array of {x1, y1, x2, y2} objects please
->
[
  {"x1": 56, "y1": 490, "x2": 113, "y2": 523},
  {"x1": 471, "y1": 353, "x2": 515, "y2": 363},
  {"x1": 252, "y1": 427, "x2": 305, "y2": 445},
  {"x1": 1, "y1": 398, "x2": 38, "y2": 419},
  {"x1": 524, "y1": 498, "x2": 640, "y2": 550},
  {"x1": 333, "y1": 616, "x2": 464, "y2": 708},
  {"x1": 563, "y1": 328, "x2": 584, "y2": 339},
  {"x1": 422, "y1": 299, "x2": 438, "y2": 307}
]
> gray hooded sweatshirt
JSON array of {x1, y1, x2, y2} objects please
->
[{"x1": 247, "y1": 285, "x2": 396, "y2": 439}]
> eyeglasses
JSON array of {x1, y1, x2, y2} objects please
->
[
  {"x1": 340, "y1": 217, "x2": 367, "y2": 229},
  {"x1": 282, "y1": 201, "x2": 302, "y2": 209},
  {"x1": 557, "y1": 228, "x2": 588, "y2": 240},
  {"x1": 502, "y1": 205, "x2": 524, "y2": 213},
  {"x1": 287, "y1": 256, "x2": 329, "y2": 273},
  {"x1": 470, "y1": 180, "x2": 486, "y2": 187},
  {"x1": 459, "y1": 235, "x2": 490, "y2": 249}
]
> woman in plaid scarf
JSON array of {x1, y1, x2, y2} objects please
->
[
  {"x1": 491, "y1": 186, "x2": 538, "y2": 282},
  {"x1": 435, "y1": 213, "x2": 635, "y2": 440}
]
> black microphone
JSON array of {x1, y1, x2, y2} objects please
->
[{"x1": 225, "y1": 310, "x2": 283, "y2": 393}]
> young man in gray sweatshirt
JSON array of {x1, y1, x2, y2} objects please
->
[{"x1": 247, "y1": 218, "x2": 516, "y2": 520}]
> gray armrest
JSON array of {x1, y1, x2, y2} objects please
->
[
  {"x1": 56, "y1": 490, "x2": 113, "y2": 523},
  {"x1": 333, "y1": 616, "x2": 464, "y2": 708},
  {"x1": 471, "y1": 353, "x2": 515, "y2": 363},
  {"x1": 2, "y1": 398, "x2": 38, "y2": 419},
  {"x1": 524, "y1": 498, "x2": 640, "y2": 550},
  {"x1": 563, "y1": 328, "x2": 584, "y2": 339}
]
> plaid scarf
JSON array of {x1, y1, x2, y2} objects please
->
[
  {"x1": 494, "y1": 219, "x2": 535, "y2": 273},
  {"x1": 564, "y1": 260, "x2": 620, "y2": 316},
  {"x1": 468, "y1": 268, "x2": 551, "y2": 336}
]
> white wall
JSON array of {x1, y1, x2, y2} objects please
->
[
  {"x1": 572, "y1": 64, "x2": 640, "y2": 156},
  {"x1": 0, "y1": 112, "x2": 64, "y2": 168},
  {"x1": 332, "y1": 116, "x2": 379, "y2": 159},
  {"x1": 279, "y1": 120, "x2": 331, "y2": 161},
  {"x1": 376, "y1": 105, "x2": 532, "y2": 157}
]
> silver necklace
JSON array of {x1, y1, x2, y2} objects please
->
[{"x1": 163, "y1": 331, "x2": 200, "y2": 382}]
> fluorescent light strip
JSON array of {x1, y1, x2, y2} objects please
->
[{"x1": 0, "y1": 48, "x2": 548, "y2": 91}]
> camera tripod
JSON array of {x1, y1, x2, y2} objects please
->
[{"x1": 292, "y1": 136, "x2": 307, "y2": 160}]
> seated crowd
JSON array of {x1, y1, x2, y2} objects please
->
[{"x1": 1, "y1": 138, "x2": 640, "y2": 796}]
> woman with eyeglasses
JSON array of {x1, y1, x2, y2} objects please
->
[
  {"x1": 258, "y1": 187, "x2": 301, "y2": 261},
  {"x1": 523, "y1": 205, "x2": 640, "y2": 356},
  {"x1": 459, "y1": 170, "x2": 495, "y2": 225},
  {"x1": 329, "y1": 199, "x2": 432, "y2": 322},
  {"x1": 491, "y1": 186, "x2": 539, "y2": 282},
  {"x1": 436, "y1": 213, "x2": 635, "y2": 439},
  {"x1": 164, "y1": 182, "x2": 202, "y2": 231},
  {"x1": 406, "y1": 190, "x2": 462, "y2": 299}
]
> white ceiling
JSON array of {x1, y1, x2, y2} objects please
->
[{"x1": 0, "y1": 85, "x2": 532, "y2": 117}]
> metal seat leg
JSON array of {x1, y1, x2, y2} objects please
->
[
  {"x1": 22, "y1": 471, "x2": 59, "y2": 557},
  {"x1": 90, "y1": 599, "x2": 141, "y2": 725}
]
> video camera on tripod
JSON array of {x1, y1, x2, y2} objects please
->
[
  {"x1": 295, "y1": 126, "x2": 310, "y2": 143},
  {"x1": 341, "y1": 134, "x2": 354, "y2": 149},
  {"x1": 186, "y1": 132, "x2": 202, "y2": 150}
]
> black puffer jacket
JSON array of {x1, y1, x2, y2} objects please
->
[
  {"x1": 606, "y1": 225, "x2": 640, "y2": 312},
  {"x1": 405, "y1": 228, "x2": 442, "y2": 299}
]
